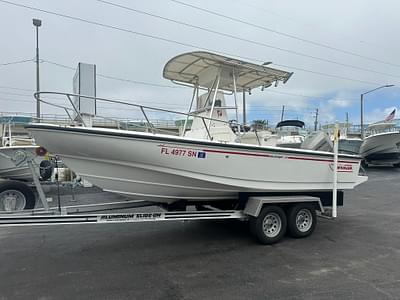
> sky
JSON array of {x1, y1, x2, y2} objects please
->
[{"x1": 0, "y1": 0, "x2": 399, "y2": 128}]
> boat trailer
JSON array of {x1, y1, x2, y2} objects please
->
[{"x1": 0, "y1": 149, "x2": 339, "y2": 245}]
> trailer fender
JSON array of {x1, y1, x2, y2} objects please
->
[{"x1": 243, "y1": 196, "x2": 322, "y2": 217}]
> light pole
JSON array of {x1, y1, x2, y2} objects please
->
[
  {"x1": 360, "y1": 84, "x2": 394, "y2": 139},
  {"x1": 33, "y1": 18, "x2": 42, "y2": 120}
]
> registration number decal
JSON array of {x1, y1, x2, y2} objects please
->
[{"x1": 160, "y1": 146, "x2": 206, "y2": 159}]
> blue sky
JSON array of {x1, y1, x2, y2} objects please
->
[{"x1": 0, "y1": 0, "x2": 399, "y2": 127}]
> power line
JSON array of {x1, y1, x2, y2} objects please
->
[
  {"x1": 0, "y1": 0, "x2": 265, "y2": 64},
  {"x1": 42, "y1": 60, "x2": 182, "y2": 89},
  {"x1": 0, "y1": 97, "x2": 34, "y2": 104},
  {"x1": 0, "y1": 0, "x2": 386, "y2": 86},
  {"x1": 0, "y1": 57, "x2": 363, "y2": 106},
  {"x1": 0, "y1": 91, "x2": 320, "y2": 111},
  {"x1": 96, "y1": 0, "x2": 400, "y2": 79},
  {"x1": 273, "y1": 62, "x2": 385, "y2": 85},
  {"x1": 43, "y1": 58, "x2": 362, "y2": 104},
  {"x1": 0, "y1": 92, "x2": 66, "y2": 101},
  {"x1": 265, "y1": 89, "x2": 358, "y2": 102},
  {"x1": 0, "y1": 58, "x2": 33, "y2": 66},
  {"x1": 170, "y1": 0, "x2": 400, "y2": 69},
  {"x1": 97, "y1": 73, "x2": 181, "y2": 89},
  {"x1": 0, "y1": 89, "x2": 190, "y2": 109},
  {"x1": 0, "y1": 91, "x2": 33, "y2": 97},
  {"x1": 0, "y1": 85, "x2": 34, "y2": 92},
  {"x1": 242, "y1": 1, "x2": 306, "y2": 26}
]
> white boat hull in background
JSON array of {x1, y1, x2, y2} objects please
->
[
  {"x1": 359, "y1": 132, "x2": 400, "y2": 165},
  {"x1": 27, "y1": 125, "x2": 367, "y2": 204}
]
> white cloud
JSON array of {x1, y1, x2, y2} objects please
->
[{"x1": 327, "y1": 98, "x2": 351, "y2": 108}]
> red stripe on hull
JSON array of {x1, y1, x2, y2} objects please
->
[{"x1": 158, "y1": 144, "x2": 359, "y2": 164}]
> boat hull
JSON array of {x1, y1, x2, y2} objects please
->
[
  {"x1": 26, "y1": 125, "x2": 366, "y2": 203},
  {"x1": 359, "y1": 132, "x2": 400, "y2": 165}
]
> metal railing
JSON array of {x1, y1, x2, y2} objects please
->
[
  {"x1": 33, "y1": 91, "x2": 253, "y2": 143},
  {"x1": 0, "y1": 112, "x2": 179, "y2": 129},
  {"x1": 322, "y1": 120, "x2": 400, "y2": 136}
]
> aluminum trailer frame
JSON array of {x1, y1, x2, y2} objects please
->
[
  {"x1": 0, "y1": 148, "x2": 336, "y2": 245},
  {"x1": 0, "y1": 195, "x2": 323, "y2": 227},
  {"x1": 0, "y1": 193, "x2": 327, "y2": 245}
]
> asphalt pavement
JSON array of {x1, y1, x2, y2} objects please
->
[{"x1": 1, "y1": 167, "x2": 400, "y2": 300}]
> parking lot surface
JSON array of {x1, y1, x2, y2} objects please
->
[{"x1": 1, "y1": 167, "x2": 400, "y2": 300}]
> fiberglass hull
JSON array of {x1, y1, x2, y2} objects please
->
[
  {"x1": 26, "y1": 124, "x2": 367, "y2": 203},
  {"x1": 359, "y1": 132, "x2": 400, "y2": 165}
]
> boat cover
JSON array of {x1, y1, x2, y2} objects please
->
[{"x1": 276, "y1": 120, "x2": 305, "y2": 128}]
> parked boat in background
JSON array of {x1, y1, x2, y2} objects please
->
[
  {"x1": 0, "y1": 117, "x2": 50, "y2": 181},
  {"x1": 359, "y1": 121, "x2": 400, "y2": 166},
  {"x1": 0, "y1": 145, "x2": 42, "y2": 181},
  {"x1": 274, "y1": 120, "x2": 306, "y2": 148}
]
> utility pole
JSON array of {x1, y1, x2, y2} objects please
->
[
  {"x1": 346, "y1": 112, "x2": 349, "y2": 131},
  {"x1": 360, "y1": 93, "x2": 364, "y2": 139},
  {"x1": 33, "y1": 18, "x2": 42, "y2": 121},
  {"x1": 280, "y1": 105, "x2": 285, "y2": 122},
  {"x1": 242, "y1": 90, "x2": 246, "y2": 125},
  {"x1": 314, "y1": 108, "x2": 319, "y2": 131}
]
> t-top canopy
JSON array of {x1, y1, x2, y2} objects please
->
[{"x1": 163, "y1": 51, "x2": 293, "y2": 92}]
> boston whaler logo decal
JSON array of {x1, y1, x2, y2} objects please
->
[
  {"x1": 159, "y1": 145, "x2": 206, "y2": 159},
  {"x1": 329, "y1": 163, "x2": 353, "y2": 172}
]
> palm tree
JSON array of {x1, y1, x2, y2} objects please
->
[{"x1": 252, "y1": 119, "x2": 267, "y2": 130}]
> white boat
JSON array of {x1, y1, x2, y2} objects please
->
[
  {"x1": 274, "y1": 120, "x2": 306, "y2": 148},
  {"x1": 0, "y1": 145, "x2": 40, "y2": 181},
  {"x1": 359, "y1": 122, "x2": 400, "y2": 166},
  {"x1": 26, "y1": 51, "x2": 367, "y2": 204},
  {"x1": 0, "y1": 120, "x2": 48, "y2": 181}
]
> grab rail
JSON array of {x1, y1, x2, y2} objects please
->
[{"x1": 34, "y1": 91, "x2": 261, "y2": 144}]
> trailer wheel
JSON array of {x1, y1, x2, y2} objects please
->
[
  {"x1": 287, "y1": 203, "x2": 316, "y2": 238},
  {"x1": 249, "y1": 206, "x2": 287, "y2": 245},
  {"x1": 0, "y1": 181, "x2": 36, "y2": 211}
]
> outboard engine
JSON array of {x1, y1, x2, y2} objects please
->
[
  {"x1": 301, "y1": 131, "x2": 333, "y2": 152},
  {"x1": 39, "y1": 160, "x2": 54, "y2": 180}
]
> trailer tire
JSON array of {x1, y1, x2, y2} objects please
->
[
  {"x1": 0, "y1": 181, "x2": 36, "y2": 211},
  {"x1": 287, "y1": 203, "x2": 316, "y2": 238},
  {"x1": 249, "y1": 206, "x2": 287, "y2": 245}
]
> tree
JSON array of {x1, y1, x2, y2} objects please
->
[{"x1": 252, "y1": 119, "x2": 267, "y2": 130}]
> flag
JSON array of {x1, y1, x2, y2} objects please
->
[{"x1": 384, "y1": 109, "x2": 396, "y2": 122}]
